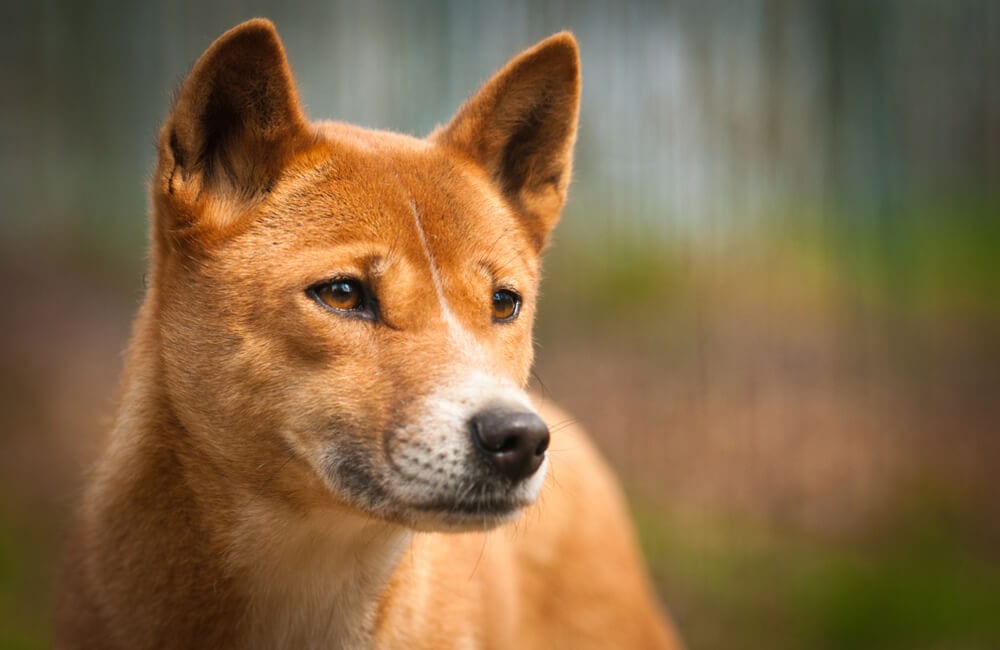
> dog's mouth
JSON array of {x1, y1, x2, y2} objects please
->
[
  {"x1": 321, "y1": 426, "x2": 548, "y2": 532},
  {"x1": 392, "y1": 453, "x2": 548, "y2": 531},
  {"x1": 401, "y1": 493, "x2": 528, "y2": 531},
  {"x1": 414, "y1": 488, "x2": 529, "y2": 516}
]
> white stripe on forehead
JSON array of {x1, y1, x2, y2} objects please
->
[{"x1": 408, "y1": 201, "x2": 485, "y2": 362}]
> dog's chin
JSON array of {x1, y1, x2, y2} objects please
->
[
  {"x1": 401, "y1": 502, "x2": 526, "y2": 533},
  {"x1": 387, "y1": 461, "x2": 549, "y2": 533}
]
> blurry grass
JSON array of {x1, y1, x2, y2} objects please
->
[
  {"x1": 0, "y1": 498, "x2": 56, "y2": 650},
  {"x1": 760, "y1": 197, "x2": 1000, "y2": 319},
  {"x1": 543, "y1": 197, "x2": 1000, "y2": 334},
  {"x1": 541, "y1": 234, "x2": 691, "y2": 330},
  {"x1": 634, "y1": 493, "x2": 1000, "y2": 650}
]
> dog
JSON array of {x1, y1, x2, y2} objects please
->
[{"x1": 55, "y1": 19, "x2": 681, "y2": 649}]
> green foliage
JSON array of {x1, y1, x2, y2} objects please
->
[
  {"x1": 0, "y1": 500, "x2": 56, "y2": 650},
  {"x1": 634, "y1": 496, "x2": 1000, "y2": 650},
  {"x1": 765, "y1": 197, "x2": 1000, "y2": 317},
  {"x1": 540, "y1": 197, "x2": 1000, "y2": 348}
]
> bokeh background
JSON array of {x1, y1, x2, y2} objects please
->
[{"x1": 2, "y1": 1, "x2": 999, "y2": 648}]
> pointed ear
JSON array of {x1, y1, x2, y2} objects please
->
[
  {"x1": 156, "y1": 19, "x2": 309, "y2": 236},
  {"x1": 432, "y1": 33, "x2": 581, "y2": 250}
]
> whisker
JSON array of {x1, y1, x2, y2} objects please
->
[
  {"x1": 548, "y1": 417, "x2": 580, "y2": 434},
  {"x1": 546, "y1": 446, "x2": 581, "y2": 454},
  {"x1": 481, "y1": 229, "x2": 512, "y2": 261},
  {"x1": 255, "y1": 446, "x2": 297, "y2": 497},
  {"x1": 468, "y1": 533, "x2": 490, "y2": 581},
  {"x1": 530, "y1": 369, "x2": 552, "y2": 402}
]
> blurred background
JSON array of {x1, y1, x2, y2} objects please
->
[{"x1": 2, "y1": 1, "x2": 999, "y2": 648}]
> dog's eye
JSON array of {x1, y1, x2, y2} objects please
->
[
  {"x1": 491, "y1": 289, "x2": 521, "y2": 322},
  {"x1": 310, "y1": 279, "x2": 365, "y2": 313}
]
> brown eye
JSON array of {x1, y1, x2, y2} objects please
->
[
  {"x1": 311, "y1": 279, "x2": 365, "y2": 313},
  {"x1": 491, "y1": 289, "x2": 521, "y2": 322}
]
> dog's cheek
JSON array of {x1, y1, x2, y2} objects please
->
[
  {"x1": 485, "y1": 318, "x2": 536, "y2": 388},
  {"x1": 281, "y1": 346, "x2": 396, "y2": 455},
  {"x1": 514, "y1": 324, "x2": 537, "y2": 386}
]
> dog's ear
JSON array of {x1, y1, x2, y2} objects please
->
[
  {"x1": 155, "y1": 19, "x2": 309, "y2": 237},
  {"x1": 432, "y1": 33, "x2": 581, "y2": 251}
]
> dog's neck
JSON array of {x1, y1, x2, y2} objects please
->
[
  {"x1": 224, "y1": 498, "x2": 412, "y2": 650},
  {"x1": 168, "y1": 425, "x2": 412, "y2": 648}
]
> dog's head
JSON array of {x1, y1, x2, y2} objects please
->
[{"x1": 150, "y1": 20, "x2": 579, "y2": 531}]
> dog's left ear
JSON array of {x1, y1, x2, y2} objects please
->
[{"x1": 433, "y1": 33, "x2": 581, "y2": 250}]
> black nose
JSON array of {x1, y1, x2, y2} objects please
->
[{"x1": 469, "y1": 407, "x2": 550, "y2": 482}]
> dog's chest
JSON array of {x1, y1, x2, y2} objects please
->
[{"x1": 246, "y1": 582, "x2": 378, "y2": 650}]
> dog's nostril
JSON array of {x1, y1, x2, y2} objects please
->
[
  {"x1": 470, "y1": 407, "x2": 549, "y2": 483},
  {"x1": 496, "y1": 434, "x2": 520, "y2": 454}
]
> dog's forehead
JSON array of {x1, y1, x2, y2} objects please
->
[{"x1": 262, "y1": 126, "x2": 534, "y2": 269}]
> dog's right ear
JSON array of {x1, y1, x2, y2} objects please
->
[{"x1": 155, "y1": 19, "x2": 308, "y2": 240}]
